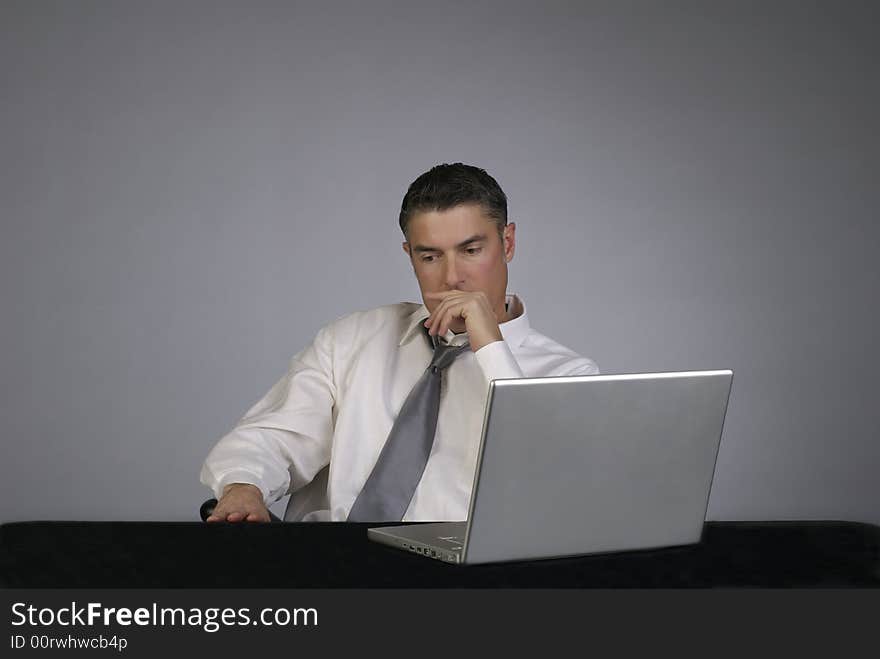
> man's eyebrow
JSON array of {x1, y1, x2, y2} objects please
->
[{"x1": 412, "y1": 235, "x2": 487, "y2": 253}]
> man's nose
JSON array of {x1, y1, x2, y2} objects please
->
[{"x1": 443, "y1": 256, "x2": 463, "y2": 289}]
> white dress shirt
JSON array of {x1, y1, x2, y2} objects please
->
[{"x1": 200, "y1": 293, "x2": 599, "y2": 521}]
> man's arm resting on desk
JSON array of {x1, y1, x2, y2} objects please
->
[
  {"x1": 206, "y1": 483, "x2": 271, "y2": 523},
  {"x1": 202, "y1": 322, "x2": 339, "y2": 523}
]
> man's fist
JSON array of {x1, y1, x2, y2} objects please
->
[
  {"x1": 423, "y1": 290, "x2": 504, "y2": 352},
  {"x1": 206, "y1": 483, "x2": 271, "y2": 523}
]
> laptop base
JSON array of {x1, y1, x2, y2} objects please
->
[{"x1": 367, "y1": 522, "x2": 466, "y2": 564}]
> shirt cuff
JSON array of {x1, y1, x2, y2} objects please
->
[{"x1": 473, "y1": 340, "x2": 524, "y2": 383}]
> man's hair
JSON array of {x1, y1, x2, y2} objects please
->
[{"x1": 398, "y1": 163, "x2": 508, "y2": 239}]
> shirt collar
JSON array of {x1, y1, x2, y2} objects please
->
[{"x1": 398, "y1": 292, "x2": 530, "y2": 349}]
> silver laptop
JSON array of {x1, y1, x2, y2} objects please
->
[{"x1": 367, "y1": 370, "x2": 733, "y2": 565}]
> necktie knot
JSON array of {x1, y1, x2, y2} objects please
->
[{"x1": 429, "y1": 341, "x2": 470, "y2": 371}]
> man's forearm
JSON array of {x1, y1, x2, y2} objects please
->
[
  {"x1": 200, "y1": 427, "x2": 296, "y2": 504},
  {"x1": 473, "y1": 339, "x2": 525, "y2": 383}
]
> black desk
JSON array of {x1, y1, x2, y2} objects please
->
[{"x1": 1, "y1": 520, "x2": 878, "y2": 588}]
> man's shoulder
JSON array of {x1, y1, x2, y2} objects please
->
[
  {"x1": 324, "y1": 301, "x2": 421, "y2": 327},
  {"x1": 317, "y1": 301, "x2": 422, "y2": 342}
]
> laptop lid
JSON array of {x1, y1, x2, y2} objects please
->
[{"x1": 460, "y1": 370, "x2": 733, "y2": 564}]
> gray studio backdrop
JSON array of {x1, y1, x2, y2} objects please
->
[{"x1": 1, "y1": 1, "x2": 877, "y2": 524}]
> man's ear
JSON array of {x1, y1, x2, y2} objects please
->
[
  {"x1": 402, "y1": 241, "x2": 411, "y2": 259},
  {"x1": 503, "y1": 222, "x2": 516, "y2": 263}
]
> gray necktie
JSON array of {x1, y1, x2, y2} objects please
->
[{"x1": 347, "y1": 331, "x2": 470, "y2": 522}]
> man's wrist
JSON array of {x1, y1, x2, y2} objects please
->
[
  {"x1": 221, "y1": 482, "x2": 263, "y2": 498},
  {"x1": 213, "y1": 469, "x2": 270, "y2": 503}
]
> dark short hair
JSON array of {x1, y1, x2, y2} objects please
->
[{"x1": 398, "y1": 163, "x2": 508, "y2": 239}]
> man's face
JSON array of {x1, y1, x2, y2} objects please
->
[{"x1": 402, "y1": 203, "x2": 516, "y2": 321}]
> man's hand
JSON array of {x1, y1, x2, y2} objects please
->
[
  {"x1": 206, "y1": 483, "x2": 271, "y2": 523},
  {"x1": 423, "y1": 290, "x2": 504, "y2": 352}
]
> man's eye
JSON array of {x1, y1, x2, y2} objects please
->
[
  {"x1": 421, "y1": 255, "x2": 436, "y2": 263},
  {"x1": 465, "y1": 247, "x2": 482, "y2": 255}
]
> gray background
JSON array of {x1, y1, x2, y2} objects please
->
[{"x1": 1, "y1": 1, "x2": 877, "y2": 524}]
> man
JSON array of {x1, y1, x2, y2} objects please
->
[{"x1": 201, "y1": 163, "x2": 599, "y2": 522}]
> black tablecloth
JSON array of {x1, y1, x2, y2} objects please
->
[{"x1": 1, "y1": 520, "x2": 878, "y2": 588}]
